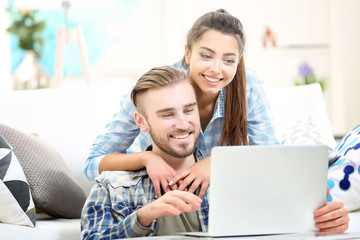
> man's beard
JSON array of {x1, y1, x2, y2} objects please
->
[{"x1": 148, "y1": 127, "x2": 198, "y2": 158}]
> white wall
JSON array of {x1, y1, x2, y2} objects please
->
[
  {"x1": 2, "y1": 0, "x2": 359, "y2": 135},
  {"x1": 329, "y1": 0, "x2": 360, "y2": 136},
  {"x1": 147, "y1": 0, "x2": 331, "y2": 88},
  {"x1": 0, "y1": 1, "x2": 11, "y2": 92},
  {"x1": 91, "y1": 0, "x2": 167, "y2": 79},
  {"x1": 159, "y1": 0, "x2": 359, "y2": 136},
  {"x1": 92, "y1": 0, "x2": 333, "y2": 89}
]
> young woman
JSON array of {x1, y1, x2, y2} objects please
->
[
  {"x1": 85, "y1": 9, "x2": 349, "y2": 232},
  {"x1": 85, "y1": 9, "x2": 276, "y2": 193}
]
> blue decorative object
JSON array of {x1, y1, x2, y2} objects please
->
[{"x1": 339, "y1": 165, "x2": 354, "y2": 191}]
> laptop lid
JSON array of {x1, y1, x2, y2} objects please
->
[{"x1": 204, "y1": 145, "x2": 328, "y2": 237}]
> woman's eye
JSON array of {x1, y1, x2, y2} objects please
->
[
  {"x1": 200, "y1": 53, "x2": 211, "y2": 59},
  {"x1": 224, "y1": 58, "x2": 236, "y2": 64}
]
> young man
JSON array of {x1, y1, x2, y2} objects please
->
[
  {"x1": 81, "y1": 66, "x2": 349, "y2": 239},
  {"x1": 81, "y1": 66, "x2": 207, "y2": 238}
]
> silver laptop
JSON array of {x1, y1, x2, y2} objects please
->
[{"x1": 184, "y1": 145, "x2": 328, "y2": 237}]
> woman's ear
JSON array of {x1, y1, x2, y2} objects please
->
[
  {"x1": 134, "y1": 111, "x2": 149, "y2": 132},
  {"x1": 185, "y1": 45, "x2": 190, "y2": 64}
]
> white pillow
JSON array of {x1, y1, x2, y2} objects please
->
[{"x1": 280, "y1": 120, "x2": 329, "y2": 146}]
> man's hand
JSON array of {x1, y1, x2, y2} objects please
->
[
  {"x1": 137, "y1": 190, "x2": 202, "y2": 227},
  {"x1": 169, "y1": 156, "x2": 211, "y2": 199},
  {"x1": 314, "y1": 200, "x2": 349, "y2": 232},
  {"x1": 143, "y1": 151, "x2": 177, "y2": 198},
  {"x1": 314, "y1": 187, "x2": 349, "y2": 233}
]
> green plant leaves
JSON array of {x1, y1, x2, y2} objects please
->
[{"x1": 7, "y1": 11, "x2": 46, "y2": 59}]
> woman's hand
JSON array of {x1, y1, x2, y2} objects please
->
[
  {"x1": 169, "y1": 156, "x2": 211, "y2": 199},
  {"x1": 143, "y1": 151, "x2": 177, "y2": 198}
]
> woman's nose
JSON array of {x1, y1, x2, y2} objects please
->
[{"x1": 210, "y1": 59, "x2": 221, "y2": 75}]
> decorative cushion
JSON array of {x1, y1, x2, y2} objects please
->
[
  {"x1": 280, "y1": 120, "x2": 340, "y2": 166},
  {"x1": 0, "y1": 135, "x2": 36, "y2": 227},
  {"x1": 328, "y1": 125, "x2": 360, "y2": 211},
  {"x1": 0, "y1": 124, "x2": 86, "y2": 218},
  {"x1": 280, "y1": 120, "x2": 328, "y2": 146}
]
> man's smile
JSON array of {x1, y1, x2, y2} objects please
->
[{"x1": 170, "y1": 132, "x2": 193, "y2": 141}]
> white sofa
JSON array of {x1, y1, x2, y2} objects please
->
[
  {"x1": 0, "y1": 80, "x2": 129, "y2": 240},
  {"x1": 0, "y1": 81, "x2": 359, "y2": 239}
]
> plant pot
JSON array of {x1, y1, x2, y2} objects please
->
[{"x1": 12, "y1": 51, "x2": 50, "y2": 91}]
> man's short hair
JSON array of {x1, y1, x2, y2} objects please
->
[{"x1": 130, "y1": 65, "x2": 188, "y2": 115}]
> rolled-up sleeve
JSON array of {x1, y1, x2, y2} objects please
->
[{"x1": 84, "y1": 92, "x2": 150, "y2": 181}]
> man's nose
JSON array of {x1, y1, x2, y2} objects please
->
[{"x1": 175, "y1": 114, "x2": 190, "y2": 130}]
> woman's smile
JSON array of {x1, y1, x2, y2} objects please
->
[{"x1": 203, "y1": 74, "x2": 222, "y2": 84}]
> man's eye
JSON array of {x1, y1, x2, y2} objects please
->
[
  {"x1": 184, "y1": 108, "x2": 194, "y2": 114},
  {"x1": 162, "y1": 113, "x2": 173, "y2": 118}
]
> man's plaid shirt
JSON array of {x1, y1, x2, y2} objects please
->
[{"x1": 81, "y1": 166, "x2": 209, "y2": 239}]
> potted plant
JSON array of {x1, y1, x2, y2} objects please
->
[
  {"x1": 295, "y1": 62, "x2": 326, "y2": 92},
  {"x1": 7, "y1": 8, "x2": 49, "y2": 90}
]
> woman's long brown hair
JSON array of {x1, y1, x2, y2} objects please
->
[{"x1": 182, "y1": 9, "x2": 248, "y2": 146}]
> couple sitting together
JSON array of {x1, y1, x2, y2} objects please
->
[
  {"x1": 81, "y1": 9, "x2": 350, "y2": 240},
  {"x1": 81, "y1": 65, "x2": 349, "y2": 239}
]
